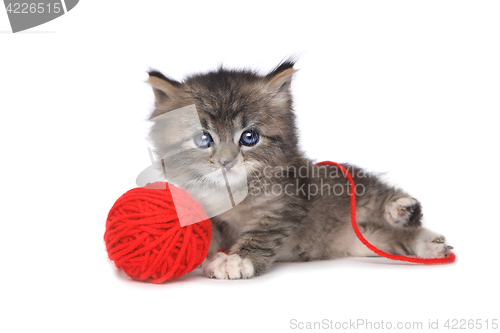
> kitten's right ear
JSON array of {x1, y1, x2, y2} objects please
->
[{"x1": 146, "y1": 69, "x2": 182, "y2": 104}]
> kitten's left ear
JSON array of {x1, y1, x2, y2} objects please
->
[{"x1": 266, "y1": 60, "x2": 297, "y2": 91}]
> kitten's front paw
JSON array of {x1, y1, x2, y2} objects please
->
[
  {"x1": 384, "y1": 197, "x2": 422, "y2": 227},
  {"x1": 414, "y1": 229, "x2": 453, "y2": 258},
  {"x1": 202, "y1": 252, "x2": 254, "y2": 279}
]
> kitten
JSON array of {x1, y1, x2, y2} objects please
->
[{"x1": 146, "y1": 60, "x2": 452, "y2": 279}]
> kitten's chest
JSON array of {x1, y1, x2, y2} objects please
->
[
  {"x1": 218, "y1": 201, "x2": 257, "y2": 233},
  {"x1": 217, "y1": 192, "x2": 284, "y2": 233}
]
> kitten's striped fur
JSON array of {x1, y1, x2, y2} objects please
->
[{"x1": 146, "y1": 61, "x2": 452, "y2": 279}]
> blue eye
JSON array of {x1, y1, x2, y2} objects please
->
[
  {"x1": 194, "y1": 132, "x2": 214, "y2": 148},
  {"x1": 239, "y1": 130, "x2": 259, "y2": 147}
]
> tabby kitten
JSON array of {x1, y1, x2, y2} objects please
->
[{"x1": 146, "y1": 61, "x2": 452, "y2": 279}]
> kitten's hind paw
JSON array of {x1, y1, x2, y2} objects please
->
[
  {"x1": 384, "y1": 197, "x2": 422, "y2": 227},
  {"x1": 202, "y1": 252, "x2": 254, "y2": 279},
  {"x1": 414, "y1": 229, "x2": 452, "y2": 258}
]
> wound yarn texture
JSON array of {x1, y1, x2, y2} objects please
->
[{"x1": 104, "y1": 183, "x2": 212, "y2": 283}]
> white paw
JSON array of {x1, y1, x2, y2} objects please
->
[
  {"x1": 414, "y1": 229, "x2": 452, "y2": 258},
  {"x1": 202, "y1": 252, "x2": 254, "y2": 279},
  {"x1": 384, "y1": 197, "x2": 418, "y2": 227}
]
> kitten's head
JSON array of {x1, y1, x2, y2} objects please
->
[{"x1": 147, "y1": 61, "x2": 300, "y2": 197}]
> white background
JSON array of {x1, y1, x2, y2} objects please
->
[{"x1": 1, "y1": 1, "x2": 499, "y2": 332}]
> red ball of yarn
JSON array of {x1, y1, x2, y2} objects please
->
[{"x1": 104, "y1": 183, "x2": 212, "y2": 283}]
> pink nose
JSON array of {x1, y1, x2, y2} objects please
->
[{"x1": 218, "y1": 157, "x2": 236, "y2": 170}]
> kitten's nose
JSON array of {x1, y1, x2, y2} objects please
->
[
  {"x1": 218, "y1": 157, "x2": 236, "y2": 170},
  {"x1": 213, "y1": 142, "x2": 240, "y2": 170}
]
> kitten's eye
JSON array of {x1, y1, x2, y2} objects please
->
[
  {"x1": 194, "y1": 132, "x2": 214, "y2": 148},
  {"x1": 239, "y1": 130, "x2": 259, "y2": 147}
]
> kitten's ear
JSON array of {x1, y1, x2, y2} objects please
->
[
  {"x1": 146, "y1": 69, "x2": 182, "y2": 104},
  {"x1": 266, "y1": 60, "x2": 297, "y2": 91}
]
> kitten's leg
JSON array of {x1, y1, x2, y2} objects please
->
[
  {"x1": 350, "y1": 224, "x2": 452, "y2": 258},
  {"x1": 343, "y1": 164, "x2": 423, "y2": 228},
  {"x1": 203, "y1": 222, "x2": 295, "y2": 279},
  {"x1": 206, "y1": 224, "x2": 222, "y2": 259},
  {"x1": 203, "y1": 222, "x2": 256, "y2": 279}
]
